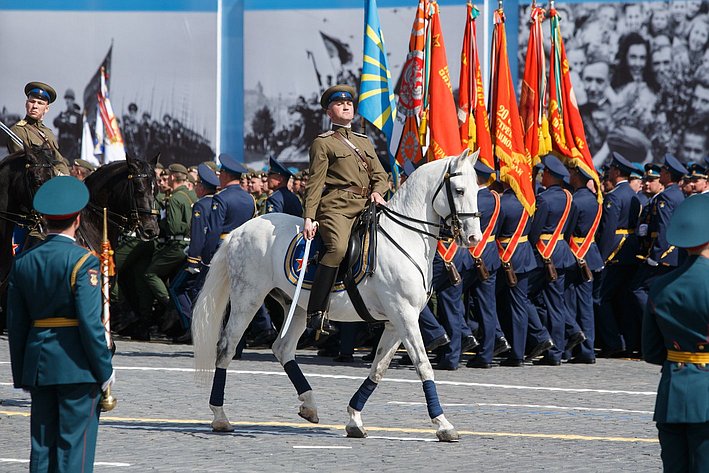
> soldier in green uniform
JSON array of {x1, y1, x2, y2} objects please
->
[
  {"x1": 139, "y1": 164, "x2": 197, "y2": 336},
  {"x1": 8, "y1": 176, "x2": 114, "y2": 473},
  {"x1": 7, "y1": 82, "x2": 63, "y2": 162},
  {"x1": 302, "y1": 84, "x2": 388, "y2": 335},
  {"x1": 643, "y1": 194, "x2": 709, "y2": 472}
]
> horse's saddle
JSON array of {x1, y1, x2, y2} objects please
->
[{"x1": 283, "y1": 205, "x2": 379, "y2": 322}]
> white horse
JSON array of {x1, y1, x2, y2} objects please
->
[{"x1": 193, "y1": 149, "x2": 481, "y2": 442}]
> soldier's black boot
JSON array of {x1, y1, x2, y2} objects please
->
[{"x1": 307, "y1": 264, "x2": 339, "y2": 340}]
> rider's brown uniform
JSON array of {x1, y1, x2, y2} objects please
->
[{"x1": 304, "y1": 126, "x2": 388, "y2": 267}]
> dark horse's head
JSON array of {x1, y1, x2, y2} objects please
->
[{"x1": 80, "y1": 153, "x2": 160, "y2": 250}]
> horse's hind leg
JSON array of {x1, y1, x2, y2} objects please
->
[
  {"x1": 209, "y1": 294, "x2": 264, "y2": 432},
  {"x1": 394, "y1": 311, "x2": 460, "y2": 442},
  {"x1": 346, "y1": 322, "x2": 401, "y2": 438}
]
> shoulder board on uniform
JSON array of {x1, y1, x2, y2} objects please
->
[
  {"x1": 15, "y1": 120, "x2": 27, "y2": 127},
  {"x1": 351, "y1": 131, "x2": 369, "y2": 138},
  {"x1": 318, "y1": 130, "x2": 335, "y2": 138}
]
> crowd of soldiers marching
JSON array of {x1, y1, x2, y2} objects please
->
[{"x1": 74, "y1": 145, "x2": 709, "y2": 370}]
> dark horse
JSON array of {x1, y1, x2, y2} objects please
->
[
  {"x1": 0, "y1": 145, "x2": 57, "y2": 331},
  {"x1": 77, "y1": 154, "x2": 160, "y2": 252}
]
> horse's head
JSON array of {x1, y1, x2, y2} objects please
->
[
  {"x1": 23, "y1": 145, "x2": 56, "y2": 196},
  {"x1": 126, "y1": 153, "x2": 160, "y2": 240},
  {"x1": 432, "y1": 148, "x2": 483, "y2": 247}
]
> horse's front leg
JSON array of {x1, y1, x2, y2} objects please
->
[
  {"x1": 272, "y1": 307, "x2": 319, "y2": 423},
  {"x1": 346, "y1": 322, "x2": 401, "y2": 438},
  {"x1": 395, "y1": 311, "x2": 460, "y2": 442}
]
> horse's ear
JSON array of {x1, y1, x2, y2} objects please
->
[
  {"x1": 125, "y1": 152, "x2": 134, "y2": 164},
  {"x1": 456, "y1": 147, "x2": 479, "y2": 165},
  {"x1": 150, "y1": 152, "x2": 161, "y2": 167},
  {"x1": 468, "y1": 148, "x2": 480, "y2": 165},
  {"x1": 23, "y1": 143, "x2": 36, "y2": 161}
]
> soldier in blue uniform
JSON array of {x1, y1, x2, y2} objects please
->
[
  {"x1": 526, "y1": 155, "x2": 578, "y2": 365},
  {"x1": 466, "y1": 161, "x2": 508, "y2": 368},
  {"x1": 266, "y1": 156, "x2": 303, "y2": 217},
  {"x1": 688, "y1": 162, "x2": 708, "y2": 195},
  {"x1": 629, "y1": 163, "x2": 647, "y2": 207},
  {"x1": 643, "y1": 194, "x2": 709, "y2": 472},
  {"x1": 170, "y1": 163, "x2": 220, "y2": 343},
  {"x1": 495, "y1": 181, "x2": 545, "y2": 366},
  {"x1": 8, "y1": 176, "x2": 114, "y2": 473},
  {"x1": 203, "y1": 153, "x2": 256, "y2": 264},
  {"x1": 564, "y1": 165, "x2": 604, "y2": 363},
  {"x1": 629, "y1": 155, "x2": 687, "y2": 353},
  {"x1": 595, "y1": 152, "x2": 641, "y2": 357}
]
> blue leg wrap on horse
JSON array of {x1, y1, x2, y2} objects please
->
[
  {"x1": 349, "y1": 377, "x2": 378, "y2": 411},
  {"x1": 209, "y1": 368, "x2": 227, "y2": 406},
  {"x1": 422, "y1": 380, "x2": 444, "y2": 418},
  {"x1": 284, "y1": 361, "x2": 311, "y2": 395}
]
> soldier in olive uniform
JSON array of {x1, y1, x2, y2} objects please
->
[
  {"x1": 643, "y1": 194, "x2": 709, "y2": 472},
  {"x1": 52, "y1": 89, "x2": 82, "y2": 159},
  {"x1": 7, "y1": 82, "x2": 63, "y2": 162},
  {"x1": 302, "y1": 84, "x2": 388, "y2": 335},
  {"x1": 138, "y1": 164, "x2": 197, "y2": 337}
]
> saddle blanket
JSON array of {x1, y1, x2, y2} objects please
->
[{"x1": 283, "y1": 233, "x2": 368, "y2": 292}]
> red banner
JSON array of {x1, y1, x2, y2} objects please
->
[
  {"x1": 457, "y1": 2, "x2": 493, "y2": 169},
  {"x1": 490, "y1": 9, "x2": 535, "y2": 215}
]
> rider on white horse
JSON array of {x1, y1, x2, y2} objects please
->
[{"x1": 302, "y1": 84, "x2": 388, "y2": 337}]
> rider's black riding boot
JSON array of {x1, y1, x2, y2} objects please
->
[{"x1": 307, "y1": 264, "x2": 339, "y2": 339}]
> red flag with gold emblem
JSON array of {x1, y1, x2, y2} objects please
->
[
  {"x1": 457, "y1": 2, "x2": 493, "y2": 169},
  {"x1": 519, "y1": 6, "x2": 550, "y2": 167},
  {"x1": 548, "y1": 8, "x2": 600, "y2": 200},
  {"x1": 424, "y1": 1, "x2": 464, "y2": 161},
  {"x1": 490, "y1": 9, "x2": 535, "y2": 215}
]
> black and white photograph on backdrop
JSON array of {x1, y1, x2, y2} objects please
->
[
  {"x1": 519, "y1": 0, "x2": 709, "y2": 166},
  {"x1": 0, "y1": 10, "x2": 217, "y2": 166},
  {"x1": 242, "y1": 4, "x2": 470, "y2": 171}
]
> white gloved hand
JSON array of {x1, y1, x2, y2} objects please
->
[
  {"x1": 646, "y1": 258, "x2": 659, "y2": 267},
  {"x1": 101, "y1": 370, "x2": 116, "y2": 392},
  {"x1": 637, "y1": 224, "x2": 648, "y2": 237}
]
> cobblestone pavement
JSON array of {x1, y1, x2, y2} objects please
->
[{"x1": 1, "y1": 336, "x2": 663, "y2": 472}]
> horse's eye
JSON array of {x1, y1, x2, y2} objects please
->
[{"x1": 456, "y1": 188, "x2": 465, "y2": 196}]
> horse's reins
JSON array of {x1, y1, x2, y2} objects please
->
[{"x1": 377, "y1": 161, "x2": 482, "y2": 293}]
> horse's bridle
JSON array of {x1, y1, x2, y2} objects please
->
[
  {"x1": 84, "y1": 168, "x2": 158, "y2": 238},
  {"x1": 376, "y1": 160, "x2": 482, "y2": 292},
  {"x1": 378, "y1": 160, "x2": 481, "y2": 242}
]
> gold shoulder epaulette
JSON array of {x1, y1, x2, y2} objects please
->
[
  {"x1": 16, "y1": 119, "x2": 27, "y2": 127},
  {"x1": 318, "y1": 130, "x2": 335, "y2": 138}
]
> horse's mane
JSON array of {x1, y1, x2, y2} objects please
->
[
  {"x1": 83, "y1": 160, "x2": 128, "y2": 192},
  {"x1": 386, "y1": 156, "x2": 452, "y2": 214},
  {"x1": 0, "y1": 147, "x2": 54, "y2": 169}
]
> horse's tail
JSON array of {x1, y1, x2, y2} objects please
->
[{"x1": 193, "y1": 233, "x2": 234, "y2": 384}]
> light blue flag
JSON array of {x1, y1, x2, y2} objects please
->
[{"x1": 359, "y1": 0, "x2": 397, "y2": 169}]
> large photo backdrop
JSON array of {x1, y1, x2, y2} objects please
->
[
  {"x1": 519, "y1": 0, "x2": 709, "y2": 166},
  {"x1": 243, "y1": 3, "x2": 472, "y2": 170},
  {"x1": 0, "y1": 8, "x2": 218, "y2": 165}
]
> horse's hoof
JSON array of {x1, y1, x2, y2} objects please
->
[
  {"x1": 345, "y1": 423, "x2": 368, "y2": 438},
  {"x1": 298, "y1": 406, "x2": 320, "y2": 424},
  {"x1": 436, "y1": 428, "x2": 460, "y2": 442},
  {"x1": 211, "y1": 420, "x2": 235, "y2": 432}
]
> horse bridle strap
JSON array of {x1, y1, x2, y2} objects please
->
[
  {"x1": 378, "y1": 225, "x2": 430, "y2": 294},
  {"x1": 431, "y1": 162, "x2": 482, "y2": 242}
]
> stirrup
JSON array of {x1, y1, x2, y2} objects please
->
[{"x1": 307, "y1": 311, "x2": 335, "y2": 341}]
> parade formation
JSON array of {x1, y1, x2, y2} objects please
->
[{"x1": 1, "y1": 0, "x2": 708, "y2": 471}]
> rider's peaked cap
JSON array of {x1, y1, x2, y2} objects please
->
[
  {"x1": 320, "y1": 84, "x2": 356, "y2": 109},
  {"x1": 197, "y1": 163, "x2": 219, "y2": 188},
  {"x1": 33, "y1": 176, "x2": 89, "y2": 220},
  {"x1": 666, "y1": 194, "x2": 709, "y2": 248},
  {"x1": 218, "y1": 153, "x2": 248, "y2": 175},
  {"x1": 25, "y1": 81, "x2": 57, "y2": 103}
]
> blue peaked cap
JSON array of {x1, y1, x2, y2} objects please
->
[
  {"x1": 197, "y1": 163, "x2": 219, "y2": 188},
  {"x1": 218, "y1": 153, "x2": 248, "y2": 175},
  {"x1": 33, "y1": 176, "x2": 89, "y2": 218},
  {"x1": 474, "y1": 160, "x2": 494, "y2": 177},
  {"x1": 610, "y1": 152, "x2": 635, "y2": 175},
  {"x1": 663, "y1": 154, "x2": 689, "y2": 177},
  {"x1": 542, "y1": 154, "x2": 570, "y2": 179},
  {"x1": 268, "y1": 156, "x2": 292, "y2": 177}
]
